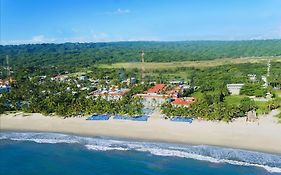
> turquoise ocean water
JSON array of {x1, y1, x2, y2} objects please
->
[{"x1": 0, "y1": 132, "x2": 281, "y2": 175}]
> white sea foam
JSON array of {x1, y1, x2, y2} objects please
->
[
  {"x1": 10, "y1": 138, "x2": 79, "y2": 144},
  {"x1": 132, "y1": 146, "x2": 281, "y2": 173},
  {"x1": 85, "y1": 144, "x2": 129, "y2": 151},
  {"x1": 1, "y1": 131, "x2": 281, "y2": 173},
  {"x1": 0, "y1": 136, "x2": 7, "y2": 140}
]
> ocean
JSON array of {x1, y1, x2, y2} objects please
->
[{"x1": 1, "y1": 132, "x2": 281, "y2": 175}]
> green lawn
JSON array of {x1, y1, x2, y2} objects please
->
[
  {"x1": 98, "y1": 57, "x2": 278, "y2": 70},
  {"x1": 273, "y1": 90, "x2": 281, "y2": 97},
  {"x1": 224, "y1": 95, "x2": 247, "y2": 106},
  {"x1": 224, "y1": 95, "x2": 271, "y2": 116}
]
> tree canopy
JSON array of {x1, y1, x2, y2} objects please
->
[{"x1": 1, "y1": 40, "x2": 281, "y2": 67}]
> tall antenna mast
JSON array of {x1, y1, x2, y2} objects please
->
[
  {"x1": 267, "y1": 59, "x2": 271, "y2": 77},
  {"x1": 6, "y1": 55, "x2": 12, "y2": 82},
  {"x1": 141, "y1": 50, "x2": 145, "y2": 82}
]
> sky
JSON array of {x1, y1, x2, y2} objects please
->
[{"x1": 1, "y1": 0, "x2": 281, "y2": 44}]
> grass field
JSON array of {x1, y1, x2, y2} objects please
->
[
  {"x1": 224, "y1": 95, "x2": 247, "y2": 106},
  {"x1": 223, "y1": 95, "x2": 275, "y2": 116},
  {"x1": 273, "y1": 90, "x2": 281, "y2": 97},
  {"x1": 99, "y1": 57, "x2": 281, "y2": 70}
]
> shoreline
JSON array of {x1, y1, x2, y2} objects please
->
[{"x1": 1, "y1": 111, "x2": 281, "y2": 155}]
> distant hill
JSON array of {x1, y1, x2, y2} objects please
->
[{"x1": 1, "y1": 40, "x2": 281, "y2": 67}]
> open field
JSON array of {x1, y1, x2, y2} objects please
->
[{"x1": 99, "y1": 57, "x2": 281, "y2": 70}]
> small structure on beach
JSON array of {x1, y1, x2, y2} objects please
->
[{"x1": 246, "y1": 110, "x2": 257, "y2": 122}]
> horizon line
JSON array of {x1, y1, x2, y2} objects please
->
[{"x1": 1, "y1": 38, "x2": 281, "y2": 46}]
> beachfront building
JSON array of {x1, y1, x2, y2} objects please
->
[
  {"x1": 135, "y1": 93, "x2": 170, "y2": 107},
  {"x1": 0, "y1": 79, "x2": 9, "y2": 85},
  {"x1": 135, "y1": 83, "x2": 196, "y2": 108},
  {"x1": 227, "y1": 84, "x2": 244, "y2": 95},
  {"x1": 135, "y1": 84, "x2": 169, "y2": 107},
  {"x1": 0, "y1": 79, "x2": 11, "y2": 94},
  {"x1": 165, "y1": 85, "x2": 183, "y2": 98},
  {"x1": 171, "y1": 97, "x2": 195, "y2": 107},
  {"x1": 90, "y1": 86, "x2": 130, "y2": 101},
  {"x1": 0, "y1": 85, "x2": 11, "y2": 94}
]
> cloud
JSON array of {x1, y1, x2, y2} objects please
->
[
  {"x1": 115, "y1": 8, "x2": 130, "y2": 14},
  {"x1": 103, "y1": 8, "x2": 131, "y2": 15},
  {"x1": 0, "y1": 35, "x2": 56, "y2": 45},
  {"x1": 0, "y1": 31, "x2": 159, "y2": 45},
  {"x1": 31, "y1": 35, "x2": 46, "y2": 42}
]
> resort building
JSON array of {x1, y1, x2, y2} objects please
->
[
  {"x1": 165, "y1": 85, "x2": 183, "y2": 98},
  {"x1": 90, "y1": 87, "x2": 130, "y2": 101},
  {"x1": 0, "y1": 79, "x2": 12, "y2": 94},
  {"x1": 227, "y1": 84, "x2": 244, "y2": 95},
  {"x1": 135, "y1": 84, "x2": 168, "y2": 107},
  {"x1": 171, "y1": 97, "x2": 195, "y2": 107},
  {"x1": 135, "y1": 93, "x2": 170, "y2": 107},
  {"x1": 0, "y1": 78, "x2": 14, "y2": 85},
  {"x1": 147, "y1": 84, "x2": 166, "y2": 94},
  {"x1": 135, "y1": 83, "x2": 196, "y2": 108}
]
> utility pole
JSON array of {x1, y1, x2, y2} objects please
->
[
  {"x1": 267, "y1": 59, "x2": 271, "y2": 77},
  {"x1": 265, "y1": 59, "x2": 271, "y2": 87},
  {"x1": 6, "y1": 55, "x2": 11, "y2": 82}
]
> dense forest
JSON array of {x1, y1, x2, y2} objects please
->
[{"x1": 1, "y1": 40, "x2": 281, "y2": 67}]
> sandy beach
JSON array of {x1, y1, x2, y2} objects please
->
[{"x1": 1, "y1": 110, "x2": 281, "y2": 155}]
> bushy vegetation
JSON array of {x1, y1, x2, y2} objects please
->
[
  {"x1": 240, "y1": 83, "x2": 267, "y2": 97},
  {"x1": 0, "y1": 78, "x2": 145, "y2": 117},
  {"x1": 1, "y1": 40, "x2": 281, "y2": 67},
  {"x1": 161, "y1": 84, "x2": 257, "y2": 122}
]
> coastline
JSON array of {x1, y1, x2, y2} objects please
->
[{"x1": 1, "y1": 111, "x2": 281, "y2": 155}]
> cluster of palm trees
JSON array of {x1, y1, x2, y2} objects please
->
[
  {"x1": 0, "y1": 78, "x2": 144, "y2": 117},
  {"x1": 161, "y1": 86, "x2": 257, "y2": 122}
]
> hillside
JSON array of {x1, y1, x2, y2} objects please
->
[{"x1": 1, "y1": 40, "x2": 281, "y2": 67}]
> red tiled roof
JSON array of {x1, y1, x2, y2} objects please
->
[
  {"x1": 147, "y1": 84, "x2": 165, "y2": 94},
  {"x1": 134, "y1": 94, "x2": 169, "y2": 99},
  {"x1": 171, "y1": 98, "x2": 194, "y2": 105}
]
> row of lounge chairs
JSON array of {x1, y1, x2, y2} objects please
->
[
  {"x1": 113, "y1": 115, "x2": 149, "y2": 121},
  {"x1": 86, "y1": 114, "x2": 111, "y2": 120},
  {"x1": 86, "y1": 114, "x2": 149, "y2": 121},
  {"x1": 170, "y1": 116, "x2": 193, "y2": 123},
  {"x1": 86, "y1": 114, "x2": 193, "y2": 123}
]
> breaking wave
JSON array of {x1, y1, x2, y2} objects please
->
[{"x1": 1, "y1": 132, "x2": 281, "y2": 173}]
